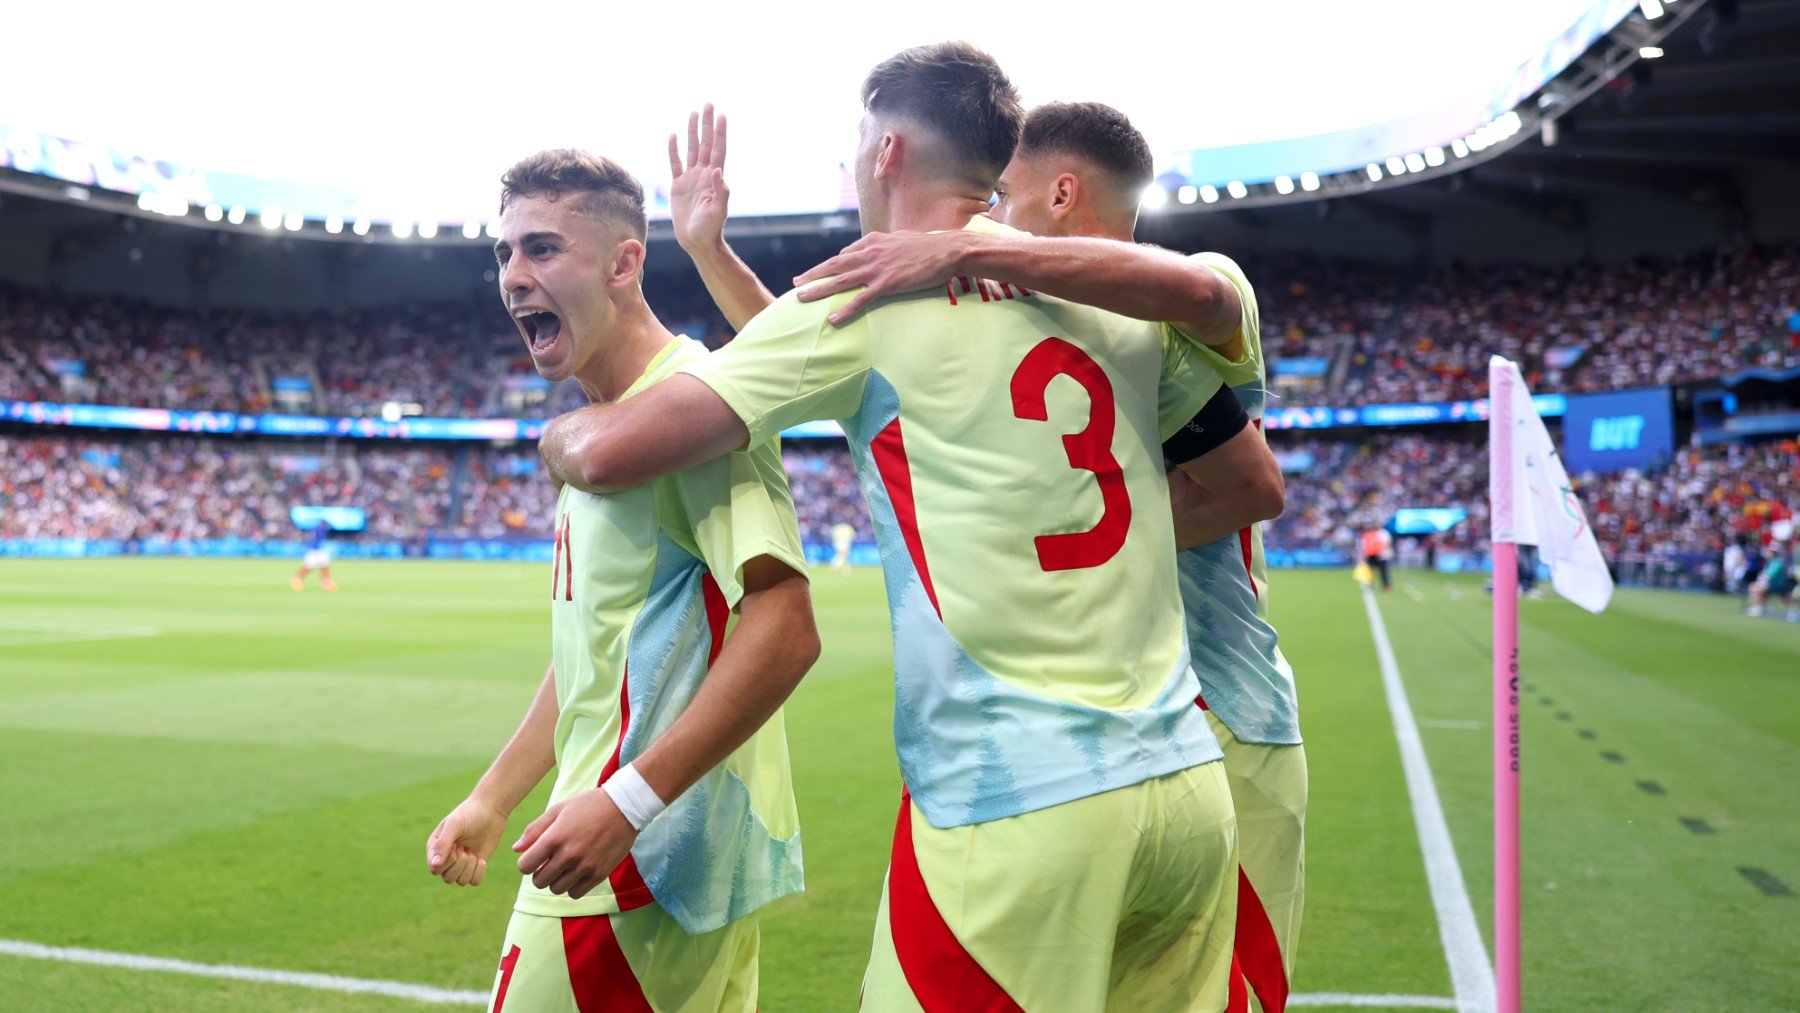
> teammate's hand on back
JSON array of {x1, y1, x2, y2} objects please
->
[
  {"x1": 669, "y1": 104, "x2": 732, "y2": 254},
  {"x1": 793, "y1": 230, "x2": 974, "y2": 325},
  {"x1": 513, "y1": 787, "x2": 639, "y2": 900},
  {"x1": 426, "y1": 796, "x2": 509, "y2": 887}
]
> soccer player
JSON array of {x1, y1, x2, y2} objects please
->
[
  {"x1": 424, "y1": 150, "x2": 818, "y2": 1011},
  {"x1": 791, "y1": 102, "x2": 1306, "y2": 1013},
  {"x1": 291, "y1": 518, "x2": 338, "y2": 592},
  {"x1": 540, "y1": 44, "x2": 1245, "y2": 1010},
  {"x1": 830, "y1": 521, "x2": 857, "y2": 573}
]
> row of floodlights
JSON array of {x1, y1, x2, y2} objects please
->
[
  {"x1": 1142, "y1": 110, "x2": 1527, "y2": 210},
  {"x1": 132, "y1": 191, "x2": 499, "y2": 240}
]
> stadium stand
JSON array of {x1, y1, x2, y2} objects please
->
[{"x1": 4, "y1": 244, "x2": 1795, "y2": 415}]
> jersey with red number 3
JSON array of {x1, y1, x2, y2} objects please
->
[{"x1": 677, "y1": 215, "x2": 1230, "y2": 827}]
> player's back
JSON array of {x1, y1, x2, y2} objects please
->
[
  {"x1": 680, "y1": 217, "x2": 1226, "y2": 829},
  {"x1": 843, "y1": 249, "x2": 1225, "y2": 826},
  {"x1": 854, "y1": 276, "x2": 1192, "y2": 712}
]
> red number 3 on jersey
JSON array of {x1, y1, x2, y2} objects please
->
[{"x1": 1010, "y1": 337, "x2": 1132, "y2": 572}]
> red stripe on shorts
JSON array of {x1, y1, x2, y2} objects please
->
[
  {"x1": 1234, "y1": 867, "x2": 1290, "y2": 1013},
  {"x1": 887, "y1": 791, "x2": 1024, "y2": 1012},
  {"x1": 561, "y1": 915, "x2": 653, "y2": 1012}
]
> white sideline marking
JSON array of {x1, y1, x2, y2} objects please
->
[
  {"x1": 0, "y1": 625, "x2": 161, "y2": 648},
  {"x1": 0, "y1": 936, "x2": 1456, "y2": 1009},
  {"x1": 1292, "y1": 994, "x2": 1458, "y2": 1009},
  {"x1": 1420, "y1": 719, "x2": 1484, "y2": 731},
  {"x1": 1361, "y1": 586, "x2": 1497, "y2": 1013},
  {"x1": 0, "y1": 939, "x2": 487, "y2": 1006}
]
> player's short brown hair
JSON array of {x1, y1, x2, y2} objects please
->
[
  {"x1": 499, "y1": 149, "x2": 648, "y2": 241},
  {"x1": 860, "y1": 41, "x2": 1023, "y2": 187},
  {"x1": 1017, "y1": 102, "x2": 1154, "y2": 192}
]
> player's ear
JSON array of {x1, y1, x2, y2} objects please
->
[
  {"x1": 1050, "y1": 172, "x2": 1079, "y2": 220},
  {"x1": 873, "y1": 132, "x2": 900, "y2": 181},
  {"x1": 608, "y1": 238, "x2": 646, "y2": 289}
]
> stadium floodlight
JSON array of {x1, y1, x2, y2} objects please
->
[
  {"x1": 1199, "y1": 184, "x2": 1219, "y2": 203},
  {"x1": 1639, "y1": 45, "x2": 1664, "y2": 58},
  {"x1": 1177, "y1": 185, "x2": 1198, "y2": 205},
  {"x1": 352, "y1": 217, "x2": 371, "y2": 236},
  {"x1": 1499, "y1": 111, "x2": 1523, "y2": 135},
  {"x1": 1425, "y1": 147, "x2": 1446, "y2": 167},
  {"x1": 484, "y1": 220, "x2": 501, "y2": 239},
  {"x1": 1452, "y1": 138, "x2": 1471, "y2": 158},
  {"x1": 418, "y1": 220, "x2": 440, "y2": 239},
  {"x1": 283, "y1": 210, "x2": 304, "y2": 231},
  {"x1": 325, "y1": 215, "x2": 344, "y2": 234},
  {"x1": 1226, "y1": 180, "x2": 1248, "y2": 199},
  {"x1": 1139, "y1": 184, "x2": 1168, "y2": 211},
  {"x1": 260, "y1": 207, "x2": 282, "y2": 229},
  {"x1": 1300, "y1": 171, "x2": 1320, "y2": 192},
  {"x1": 461, "y1": 220, "x2": 482, "y2": 239},
  {"x1": 227, "y1": 205, "x2": 246, "y2": 224},
  {"x1": 1366, "y1": 163, "x2": 1383, "y2": 182},
  {"x1": 1385, "y1": 156, "x2": 1407, "y2": 176},
  {"x1": 1275, "y1": 175, "x2": 1295, "y2": 195},
  {"x1": 204, "y1": 204, "x2": 224, "y2": 222},
  {"x1": 1405, "y1": 152, "x2": 1426, "y2": 173},
  {"x1": 392, "y1": 220, "x2": 414, "y2": 238},
  {"x1": 1639, "y1": 0, "x2": 1664, "y2": 17}
]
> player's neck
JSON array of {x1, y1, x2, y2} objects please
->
[
  {"x1": 883, "y1": 188, "x2": 992, "y2": 234},
  {"x1": 574, "y1": 298, "x2": 677, "y2": 405}
]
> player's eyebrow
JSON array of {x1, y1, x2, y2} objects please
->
[{"x1": 492, "y1": 231, "x2": 565, "y2": 257}]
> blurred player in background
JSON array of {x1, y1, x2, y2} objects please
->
[
  {"x1": 1361, "y1": 523, "x2": 1393, "y2": 592},
  {"x1": 538, "y1": 44, "x2": 1256, "y2": 1010},
  {"x1": 1746, "y1": 535, "x2": 1797, "y2": 619},
  {"x1": 830, "y1": 521, "x2": 856, "y2": 572},
  {"x1": 290, "y1": 518, "x2": 338, "y2": 592},
  {"x1": 424, "y1": 150, "x2": 818, "y2": 1011},
  {"x1": 795, "y1": 100, "x2": 1304, "y2": 1013}
]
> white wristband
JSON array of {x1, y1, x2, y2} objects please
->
[{"x1": 601, "y1": 763, "x2": 667, "y2": 831}]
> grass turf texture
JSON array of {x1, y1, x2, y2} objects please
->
[{"x1": 0, "y1": 559, "x2": 1791, "y2": 1010}]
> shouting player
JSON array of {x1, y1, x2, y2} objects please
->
[
  {"x1": 791, "y1": 101, "x2": 1306, "y2": 1012},
  {"x1": 537, "y1": 44, "x2": 1251, "y2": 1010},
  {"x1": 424, "y1": 150, "x2": 818, "y2": 1011}
]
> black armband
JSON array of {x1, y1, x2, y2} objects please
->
[{"x1": 1162, "y1": 385, "x2": 1250, "y2": 465}]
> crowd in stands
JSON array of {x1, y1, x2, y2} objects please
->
[
  {"x1": 7, "y1": 429, "x2": 1794, "y2": 597},
  {"x1": 4, "y1": 244, "x2": 1796, "y2": 419}
]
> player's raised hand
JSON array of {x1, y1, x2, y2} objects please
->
[
  {"x1": 426, "y1": 796, "x2": 508, "y2": 887},
  {"x1": 668, "y1": 104, "x2": 732, "y2": 254},
  {"x1": 513, "y1": 788, "x2": 639, "y2": 901},
  {"x1": 792, "y1": 230, "x2": 973, "y2": 325}
]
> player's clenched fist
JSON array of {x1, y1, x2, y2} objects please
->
[{"x1": 426, "y1": 796, "x2": 509, "y2": 887}]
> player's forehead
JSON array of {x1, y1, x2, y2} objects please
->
[{"x1": 495, "y1": 194, "x2": 591, "y2": 245}]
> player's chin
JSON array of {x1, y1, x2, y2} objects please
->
[{"x1": 526, "y1": 337, "x2": 571, "y2": 381}]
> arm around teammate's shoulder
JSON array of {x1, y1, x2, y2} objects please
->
[{"x1": 540, "y1": 375, "x2": 751, "y2": 495}]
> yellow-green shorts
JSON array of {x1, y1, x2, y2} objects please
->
[
  {"x1": 488, "y1": 905, "x2": 758, "y2": 1013},
  {"x1": 861, "y1": 761, "x2": 1238, "y2": 1012},
  {"x1": 1209, "y1": 712, "x2": 1308, "y2": 1013}
]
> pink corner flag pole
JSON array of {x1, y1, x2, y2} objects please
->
[{"x1": 1488, "y1": 361, "x2": 1523, "y2": 1013}]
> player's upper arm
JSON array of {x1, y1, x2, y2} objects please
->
[
  {"x1": 1169, "y1": 254, "x2": 1261, "y2": 386},
  {"x1": 677, "y1": 289, "x2": 874, "y2": 447},
  {"x1": 672, "y1": 439, "x2": 809, "y2": 607},
  {"x1": 1156, "y1": 323, "x2": 1227, "y2": 441}
]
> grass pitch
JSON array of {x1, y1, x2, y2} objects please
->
[{"x1": 0, "y1": 559, "x2": 1793, "y2": 1010}]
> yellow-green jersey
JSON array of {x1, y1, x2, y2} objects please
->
[
  {"x1": 1175, "y1": 254, "x2": 1302, "y2": 746},
  {"x1": 680, "y1": 215, "x2": 1228, "y2": 829},
  {"x1": 518, "y1": 337, "x2": 808, "y2": 934}
]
